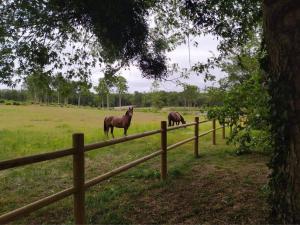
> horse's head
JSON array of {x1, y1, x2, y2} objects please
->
[
  {"x1": 180, "y1": 114, "x2": 186, "y2": 124},
  {"x1": 125, "y1": 106, "x2": 134, "y2": 117}
]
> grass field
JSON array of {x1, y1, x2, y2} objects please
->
[{"x1": 0, "y1": 105, "x2": 270, "y2": 224}]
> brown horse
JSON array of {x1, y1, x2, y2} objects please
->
[
  {"x1": 104, "y1": 106, "x2": 133, "y2": 138},
  {"x1": 168, "y1": 112, "x2": 186, "y2": 126}
]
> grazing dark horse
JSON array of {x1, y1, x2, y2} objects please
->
[
  {"x1": 168, "y1": 112, "x2": 186, "y2": 126},
  {"x1": 104, "y1": 107, "x2": 133, "y2": 138}
]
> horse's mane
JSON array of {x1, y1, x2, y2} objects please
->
[{"x1": 177, "y1": 112, "x2": 185, "y2": 122}]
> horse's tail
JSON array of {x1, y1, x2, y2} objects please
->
[
  {"x1": 168, "y1": 113, "x2": 171, "y2": 126},
  {"x1": 104, "y1": 117, "x2": 108, "y2": 135}
]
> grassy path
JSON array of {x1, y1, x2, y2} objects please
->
[{"x1": 123, "y1": 152, "x2": 270, "y2": 224}]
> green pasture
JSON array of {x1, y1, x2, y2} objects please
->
[{"x1": 0, "y1": 105, "x2": 268, "y2": 224}]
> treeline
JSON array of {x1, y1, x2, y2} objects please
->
[
  {"x1": 0, "y1": 87, "x2": 223, "y2": 108},
  {"x1": 0, "y1": 72, "x2": 224, "y2": 108},
  {"x1": 0, "y1": 89, "x2": 225, "y2": 108}
]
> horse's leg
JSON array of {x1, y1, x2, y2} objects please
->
[
  {"x1": 124, "y1": 128, "x2": 127, "y2": 136},
  {"x1": 110, "y1": 126, "x2": 114, "y2": 139},
  {"x1": 106, "y1": 126, "x2": 110, "y2": 138}
]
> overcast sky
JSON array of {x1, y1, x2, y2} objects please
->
[
  {"x1": 1, "y1": 34, "x2": 225, "y2": 93},
  {"x1": 90, "y1": 34, "x2": 224, "y2": 93}
]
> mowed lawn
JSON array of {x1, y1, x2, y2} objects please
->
[{"x1": 0, "y1": 105, "x2": 270, "y2": 224}]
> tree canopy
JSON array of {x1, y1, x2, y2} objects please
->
[
  {"x1": 1, "y1": 0, "x2": 263, "y2": 86},
  {"x1": 0, "y1": 0, "x2": 169, "y2": 86}
]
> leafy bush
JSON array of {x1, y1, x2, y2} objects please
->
[
  {"x1": 207, "y1": 38, "x2": 271, "y2": 155},
  {"x1": 12, "y1": 101, "x2": 21, "y2": 105}
]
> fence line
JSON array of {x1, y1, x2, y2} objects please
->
[
  {"x1": 0, "y1": 118, "x2": 226, "y2": 224},
  {"x1": 0, "y1": 148, "x2": 75, "y2": 171}
]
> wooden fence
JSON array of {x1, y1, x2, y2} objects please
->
[{"x1": 0, "y1": 117, "x2": 225, "y2": 224}]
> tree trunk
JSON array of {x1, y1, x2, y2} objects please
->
[
  {"x1": 57, "y1": 91, "x2": 60, "y2": 104},
  {"x1": 34, "y1": 90, "x2": 37, "y2": 103},
  {"x1": 119, "y1": 93, "x2": 122, "y2": 107},
  {"x1": 263, "y1": 0, "x2": 300, "y2": 222},
  {"x1": 78, "y1": 94, "x2": 81, "y2": 107},
  {"x1": 45, "y1": 92, "x2": 48, "y2": 105},
  {"x1": 100, "y1": 94, "x2": 104, "y2": 108},
  {"x1": 106, "y1": 94, "x2": 110, "y2": 109}
]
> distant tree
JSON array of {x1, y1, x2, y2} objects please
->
[
  {"x1": 150, "y1": 81, "x2": 164, "y2": 109},
  {"x1": 25, "y1": 70, "x2": 52, "y2": 103},
  {"x1": 206, "y1": 87, "x2": 225, "y2": 106},
  {"x1": 75, "y1": 81, "x2": 92, "y2": 107},
  {"x1": 52, "y1": 74, "x2": 75, "y2": 105},
  {"x1": 166, "y1": 92, "x2": 179, "y2": 106},
  {"x1": 114, "y1": 75, "x2": 128, "y2": 107},
  {"x1": 182, "y1": 84, "x2": 199, "y2": 107},
  {"x1": 94, "y1": 78, "x2": 110, "y2": 108},
  {"x1": 132, "y1": 91, "x2": 143, "y2": 106},
  {"x1": 52, "y1": 73, "x2": 65, "y2": 104},
  {"x1": 61, "y1": 80, "x2": 74, "y2": 105}
]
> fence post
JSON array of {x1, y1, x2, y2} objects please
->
[
  {"x1": 72, "y1": 133, "x2": 85, "y2": 225},
  {"x1": 212, "y1": 119, "x2": 216, "y2": 145},
  {"x1": 161, "y1": 121, "x2": 167, "y2": 181},
  {"x1": 222, "y1": 124, "x2": 226, "y2": 139},
  {"x1": 194, "y1": 117, "x2": 199, "y2": 158}
]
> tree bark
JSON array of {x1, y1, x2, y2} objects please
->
[
  {"x1": 64, "y1": 97, "x2": 68, "y2": 105},
  {"x1": 78, "y1": 94, "x2": 81, "y2": 107},
  {"x1": 263, "y1": 0, "x2": 300, "y2": 222},
  {"x1": 119, "y1": 93, "x2": 122, "y2": 107},
  {"x1": 106, "y1": 94, "x2": 110, "y2": 109},
  {"x1": 34, "y1": 90, "x2": 37, "y2": 103}
]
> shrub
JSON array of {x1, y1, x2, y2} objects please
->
[{"x1": 12, "y1": 101, "x2": 21, "y2": 105}]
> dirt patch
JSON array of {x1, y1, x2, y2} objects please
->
[{"x1": 124, "y1": 154, "x2": 270, "y2": 224}]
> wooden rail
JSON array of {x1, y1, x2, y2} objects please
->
[
  {"x1": 84, "y1": 150, "x2": 163, "y2": 189},
  {"x1": 0, "y1": 148, "x2": 75, "y2": 171},
  {"x1": 84, "y1": 129, "x2": 161, "y2": 152},
  {"x1": 0, "y1": 117, "x2": 226, "y2": 224}
]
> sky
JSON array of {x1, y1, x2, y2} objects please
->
[
  {"x1": 90, "y1": 34, "x2": 224, "y2": 93},
  {"x1": 0, "y1": 34, "x2": 225, "y2": 93}
]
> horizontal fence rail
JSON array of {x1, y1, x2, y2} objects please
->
[
  {"x1": 0, "y1": 118, "x2": 226, "y2": 224},
  {"x1": 167, "y1": 136, "x2": 196, "y2": 151},
  {"x1": 0, "y1": 148, "x2": 75, "y2": 171},
  {"x1": 0, "y1": 188, "x2": 75, "y2": 224},
  {"x1": 166, "y1": 122, "x2": 196, "y2": 131},
  {"x1": 85, "y1": 149, "x2": 163, "y2": 189},
  {"x1": 84, "y1": 129, "x2": 161, "y2": 152}
]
